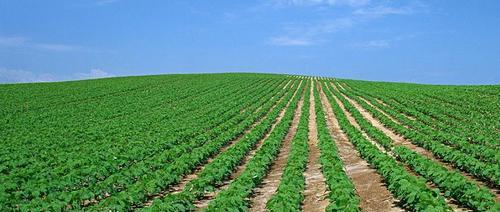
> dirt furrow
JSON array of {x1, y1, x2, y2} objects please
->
[
  {"x1": 329, "y1": 83, "x2": 471, "y2": 211},
  {"x1": 248, "y1": 87, "x2": 305, "y2": 212},
  {"x1": 328, "y1": 84, "x2": 388, "y2": 154},
  {"x1": 336, "y1": 83, "x2": 500, "y2": 200},
  {"x1": 318, "y1": 83, "x2": 403, "y2": 212},
  {"x1": 139, "y1": 81, "x2": 293, "y2": 207},
  {"x1": 357, "y1": 95, "x2": 405, "y2": 126},
  {"x1": 302, "y1": 82, "x2": 329, "y2": 211},
  {"x1": 193, "y1": 80, "x2": 303, "y2": 209}
]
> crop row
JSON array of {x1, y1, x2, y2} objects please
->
[
  {"x1": 204, "y1": 81, "x2": 305, "y2": 211},
  {"x1": 144, "y1": 80, "x2": 302, "y2": 211},
  {"x1": 313, "y1": 82, "x2": 360, "y2": 211},
  {"x1": 265, "y1": 80, "x2": 311, "y2": 211},
  {"x1": 346, "y1": 84, "x2": 499, "y2": 163},
  {"x1": 320, "y1": 81, "x2": 451, "y2": 211},
  {"x1": 0, "y1": 77, "x2": 248, "y2": 180},
  {"x1": 328, "y1": 82, "x2": 498, "y2": 211},
  {"x1": 2, "y1": 78, "x2": 287, "y2": 210},
  {"x1": 77, "y1": 79, "x2": 294, "y2": 211},
  {"x1": 337, "y1": 84, "x2": 500, "y2": 187},
  {"x1": 341, "y1": 80, "x2": 498, "y2": 149}
]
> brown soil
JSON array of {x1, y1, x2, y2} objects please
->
[
  {"x1": 330, "y1": 83, "x2": 474, "y2": 211},
  {"x1": 318, "y1": 82, "x2": 403, "y2": 212},
  {"x1": 357, "y1": 95, "x2": 404, "y2": 126},
  {"x1": 139, "y1": 81, "x2": 293, "y2": 207},
  {"x1": 248, "y1": 85, "x2": 305, "y2": 212},
  {"x1": 336, "y1": 82, "x2": 347, "y2": 91},
  {"x1": 194, "y1": 80, "x2": 303, "y2": 209},
  {"x1": 302, "y1": 82, "x2": 329, "y2": 211},
  {"x1": 375, "y1": 98, "x2": 389, "y2": 107},
  {"x1": 374, "y1": 98, "x2": 417, "y2": 121},
  {"x1": 327, "y1": 84, "x2": 388, "y2": 154},
  {"x1": 333, "y1": 83, "x2": 500, "y2": 204}
]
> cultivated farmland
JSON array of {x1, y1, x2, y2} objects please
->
[{"x1": 0, "y1": 73, "x2": 498, "y2": 211}]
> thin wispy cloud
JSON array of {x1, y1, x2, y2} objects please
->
[
  {"x1": 271, "y1": 0, "x2": 370, "y2": 7},
  {"x1": 354, "y1": 5, "x2": 416, "y2": 16},
  {"x1": 0, "y1": 36, "x2": 88, "y2": 52},
  {"x1": 267, "y1": 1, "x2": 426, "y2": 47},
  {"x1": 0, "y1": 67, "x2": 117, "y2": 84},
  {"x1": 270, "y1": 18, "x2": 354, "y2": 46},
  {"x1": 351, "y1": 39, "x2": 390, "y2": 48},
  {"x1": 269, "y1": 37, "x2": 314, "y2": 46},
  {"x1": 76, "y1": 69, "x2": 115, "y2": 79},
  {"x1": 0, "y1": 36, "x2": 27, "y2": 46},
  {"x1": 95, "y1": 0, "x2": 119, "y2": 6},
  {"x1": 34, "y1": 43, "x2": 83, "y2": 51},
  {"x1": 304, "y1": 18, "x2": 355, "y2": 35},
  {"x1": 0, "y1": 67, "x2": 55, "y2": 83},
  {"x1": 350, "y1": 34, "x2": 417, "y2": 49}
]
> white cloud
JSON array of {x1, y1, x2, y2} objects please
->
[
  {"x1": 352, "y1": 39, "x2": 390, "y2": 48},
  {"x1": 0, "y1": 36, "x2": 27, "y2": 46},
  {"x1": 266, "y1": 0, "x2": 426, "y2": 47},
  {"x1": 0, "y1": 36, "x2": 84, "y2": 52},
  {"x1": 269, "y1": 17, "x2": 354, "y2": 46},
  {"x1": 270, "y1": 37, "x2": 314, "y2": 46},
  {"x1": 76, "y1": 69, "x2": 114, "y2": 79},
  {"x1": 272, "y1": 0, "x2": 370, "y2": 7},
  {"x1": 350, "y1": 34, "x2": 417, "y2": 49},
  {"x1": 354, "y1": 5, "x2": 416, "y2": 17},
  {"x1": 34, "y1": 43, "x2": 82, "y2": 51},
  {"x1": 0, "y1": 67, "x2": 55, "y2": 83},
  {"x1": 307, "y1": 18, "x2": 354, "y2": 34},
  {"x1": 96, "y1": 0, "x2": 119, "y2": 6}
]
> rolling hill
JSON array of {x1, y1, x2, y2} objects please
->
[{"x1": 0, "y1": 73, "x2": 498, "y2": 211}]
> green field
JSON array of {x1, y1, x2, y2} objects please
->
[{"x1": 1, "y1": 73, "x2": 498, "y2": 211}]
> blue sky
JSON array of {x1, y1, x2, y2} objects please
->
[{"x1": 1, "y1": 0, "x2": 499, "y2": 84}]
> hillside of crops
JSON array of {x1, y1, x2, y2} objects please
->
[{"x1": 1, "y1": 73, "x2": 499, "y2": 211}]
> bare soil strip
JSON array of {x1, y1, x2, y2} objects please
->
[
  {"x1": 329, "y1": 84, "x2": 388, "y2": 154},
  {"x1": 302, "y1": 82, "x2": 329, "y2": 211},
  {"x1": 335, "y1": 84, "x2": 500, "y2": 201},
  {"x1": 318, "y1": 84, "x2": 403, "y2": 212},
  {"x1": 139, "y1": 81, "x2": 293, "y2": 207},
  {"x1": 328, "y1": 84, "x2": 471, "y2": 211},
  {"x1": 357, "y1": 96, "x2": 405, "y2": 126},
  {"x1": 193, "y1": 80, "x2": 303, "y2": 209},
  {"x1": 336, "y1": 82, "x2": 347, "y2": 90},
  {"x1": 248, "y1": 87, "x2": 305, "y2": 212}
]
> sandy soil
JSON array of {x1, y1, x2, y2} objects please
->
[
  {"x1": 332, "y1": 83, "x2": 495, "y2": 210},
  {"x1": 194, "y1": 80, "x2": 303, "y2": 209},
  {"x1": 138, "y1": 81, "x2": 293, "y2": 207},
  {"x1": 334, "y1": 83, "x2": 500, "y2": 202},
  {"x1": 302, "y1": 81, "x2": 329, "y2": 211},
  {"x1": 318, "y1": 83, "x2": 403, "y2": 212},
  {"x1": 248, "y1": 86, "x2": 305, "y2": 212}
]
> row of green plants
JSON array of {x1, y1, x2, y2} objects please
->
[
  {"x1": 203, "y1": 81, "x2": 306, "y2": 211},
  {"x1": 1, "y1": 76, "x2": 289, "y2": 210},
  {"x1": 348, "y1": 83, "x2": 498, "y2": 163},
  {"x1": 139, "y1": 81, "x2": 302, "y2": 211},
  {"x1": 394, "y1": 146, "x2": 499, "y2": 211},
  {"x1": 0, "y1": 77, "x2": 248, "y2": 194},
  {"x1": 81, "y1": 80, "x2": 296, "y2": 211},
  {"x1": 321, "y1": 82, "x2": 452, "y2": 211},
  {"x1": 313, "y1": 83, "x2": 360, "y2": 211},
  {"x1": 338, "y1": 84, "x2": 500, "y2": 187},
  {"x1": 341, "y1": 80, "x2": 498, "y2": 150},
  {"x1": 0, "y1": 74, "x2": 178, "y2": 117},
  {"x1": 1, "y1": 75, "x2": 234, "y2": 159},
  {"x1": 329, "y1": 82, "x2": 498, "y2": 211},
  {"x1": 265, "y1": 81, "x2": 311, "y2": 211},
  {"x1": 1, "y1": 78, "x2": 250, "y2": 209}
]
